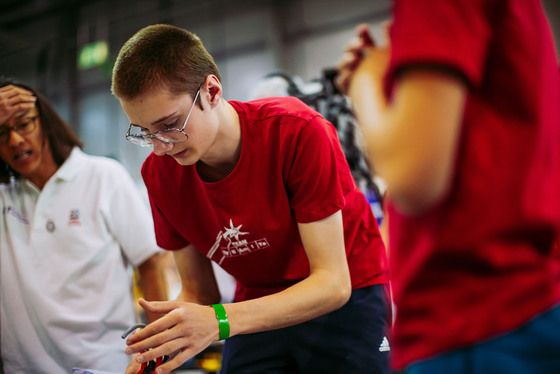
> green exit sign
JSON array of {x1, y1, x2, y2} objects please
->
[{"x1": 78, "y1": 40, "x2": 109, "y2": 70}]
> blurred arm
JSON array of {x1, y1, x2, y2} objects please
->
[
  {"x1": 349, "y1": 51, "x2": 467, "y2": 215},
  {"x1": 337, "y1": 25, "x2": 468, "y2": 215}
]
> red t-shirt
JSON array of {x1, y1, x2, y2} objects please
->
[
  {"x1": 386, "y1": 0, "x2": 560, "y2": 368},
  {"x1": 142, "y1": 97, "x2": 388, "y2": 301}
]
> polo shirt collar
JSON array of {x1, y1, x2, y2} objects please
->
[
  {"x1": 18, "y1": 147, "x2": 83, "y2": 192},
  {"x1": 50, "y1": 147, "x2": 84, "y2": 183}
]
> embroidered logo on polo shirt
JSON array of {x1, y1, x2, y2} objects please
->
[
  {"x1": 68, "y1": 209, "x2": 81, "y2": 225},
  {"x1": 208, "y1": 219, "x2": 270, "y2": 265},
  {"x1": 2, "y1": 206, "x2": 29, "y2": 224}
]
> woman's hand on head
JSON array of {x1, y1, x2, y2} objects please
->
[{"x1": 0, "y1": 85, "x2": 36, "y2": 124}]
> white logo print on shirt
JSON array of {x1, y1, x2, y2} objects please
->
[{"x1": 208, "y1": 219, "x2": 270, "y2": 265}]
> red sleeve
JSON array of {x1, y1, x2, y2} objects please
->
[
  {"x1": 388, "y1": 0, "x2": 493, "y2": 89},
  {"x1": 148, "y1": 194, "x2": 190, "y2": 250},
  {"x1": 142, "y1": 154, "x2": 190, "y2": 250},
  {"x1": 286, "y1": 115, "x2": 355, "y2": 223}
]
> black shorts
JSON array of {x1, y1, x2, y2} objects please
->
[{"x1": 221, "y1": 284, "x2": 392, "y2": 374}]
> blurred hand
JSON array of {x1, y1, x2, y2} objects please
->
[
  {"x1": 124, "y1": 299, "x2": 220, "y2": 374},
  {"x1": 335, "y1": 24, "x2": 376, "y2": 95},
  {"x1": 0, "y1": 85, "x2": 36, "y2": 125}
]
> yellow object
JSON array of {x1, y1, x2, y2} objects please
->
[{"x1": 197, "y1": 352, "x2": 222, "y2": 372}]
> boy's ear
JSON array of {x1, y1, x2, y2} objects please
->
[{"x1": 205, "y1": 75, "x2": 223, "y2": 107}]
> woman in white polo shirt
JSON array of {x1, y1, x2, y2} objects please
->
[{"x1": 0, "y1": 79, "x2": 167, "y2": 373}]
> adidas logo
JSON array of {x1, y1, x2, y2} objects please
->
[{"x1": 379, "y1": 336, "x2": 390, "y2": 352}]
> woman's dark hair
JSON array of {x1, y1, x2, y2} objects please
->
[{"x1": 0, "y1": 78, "x2": 83, "y2": 183}]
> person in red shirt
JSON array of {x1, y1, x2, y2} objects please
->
[
  {"x1": 112, "y1": 24, "x2": 390, "y2": 374},
  {"x1": 337, "y1": 0, "x2": 560, "y2": 373}
]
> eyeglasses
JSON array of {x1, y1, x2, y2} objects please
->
[
  {"x1": 125, "y1": 84, "x2": 203, "y2": 147},
  {"x1": 0, "y1": 116, "x2": 39, "y2": 144}
]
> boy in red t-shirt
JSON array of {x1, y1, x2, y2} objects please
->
[{"x1": 112, "y1": 24, "x2": 391, "y2": 374}]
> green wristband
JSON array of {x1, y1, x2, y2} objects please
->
[{"x1": 210, "y1": 304, "x2": 230, "y2": 340}]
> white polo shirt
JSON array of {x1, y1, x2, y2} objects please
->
[{"x1": 1, "y1": 148, "x2": 160, "y2": 373}]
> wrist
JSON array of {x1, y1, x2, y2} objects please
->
[{"x1": 210, "y1": 304, "x2": 230, "y2": 340}]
